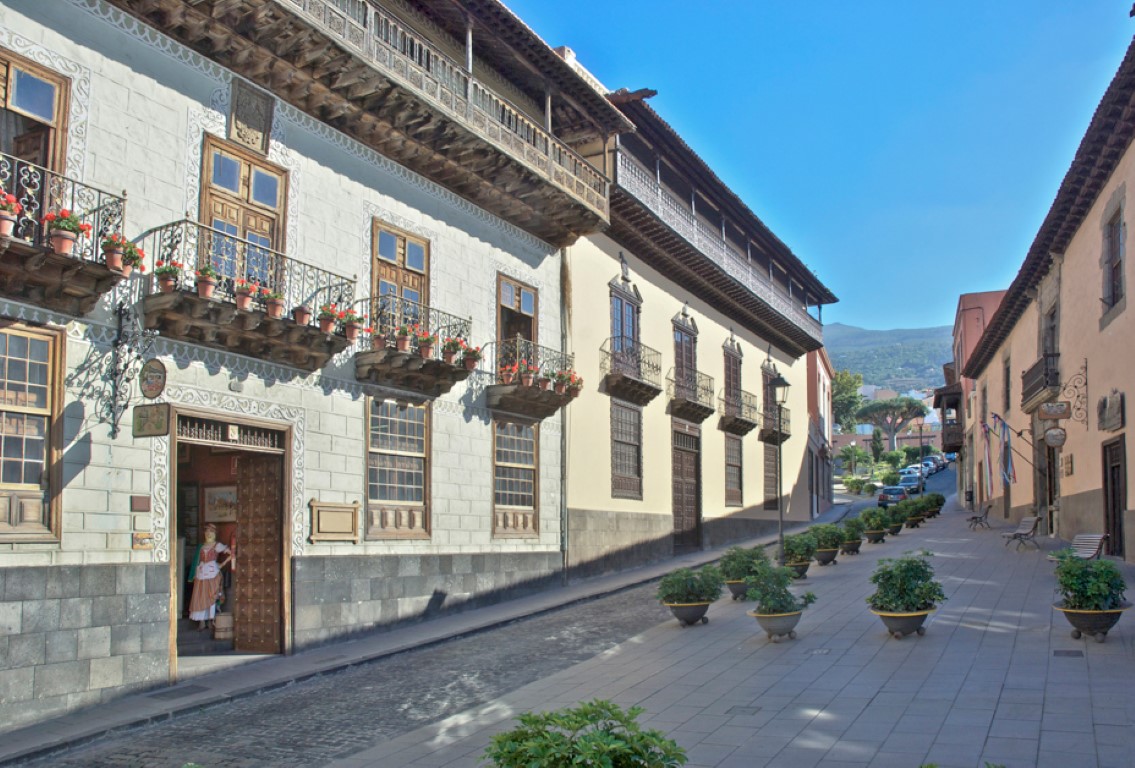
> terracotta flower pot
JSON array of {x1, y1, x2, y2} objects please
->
[
  {"x1": 196, "y1": 277, "x2": 217, "y2": 299},
  {"x1": 158, "y1": 276, "x2": 177, "y2": 294},
  {"x1": 569, "y1": 385, "x2": 581, "y2": 399},
  {"x1": 501, "y1": 371, "x2": 515, "y2": 385},
  {"x1": 293, "y1": 306, "x2": 312, "y2": 326},
  {"x1": 395, "y1": 335, "x2": 411, "y2": 352},
  {"x1": 0, "y1": 213, "x2": 16, "y2": 238},
  {"x1": 521, "y1": 373, "x2": 534, "y2": 387},
  {"x1": 537, "y1": 377, "x2": 551, "y2": 391},
  {"x1": 103, "y1": 247, "x2": 124, "y2": 272},
  {"x1": 464, "y1": 355, "x2": 479, "y2": 371},
  {"x1": 419, "y1": 343, "x2": 434, "y2": 359},
  {"x1": 120, "y1": 263, "x2": 133, "y2": 278},
  {"x1": 319, "y1": 316, "x2": 336, "y2": 334},
  {"x1": 443, "y1": 350, "x2": 457, "y2": 365},
  {"x1": 344, "y1": 322, "x2": 361, "y2": 343},
  {"x1": 265, "y1": 299, "x2": 285, "y2": 319},
  {"x1": 50, "y1": 229, "x2": 77, "y2": 256},
  {"x1": 235, "y1": 291, "x2": 254, "y2": 311},
  {"x1": 554, "y1": 382, "x2": 567, "y2": 395}
]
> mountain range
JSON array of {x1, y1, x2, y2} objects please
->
[{"x1": 823, "y1": 322, "x2": 952, "y2": 391}]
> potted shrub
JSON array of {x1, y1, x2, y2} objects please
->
[
  {"x1": 925, "y1": 493, "x2": 946, "y2": 518},
  {"x1": 860, "y1": 509, "x2": 888, "y2": 544},
  {"x1": 102, "y1": 232, "x2": 129, "y2": 272},
  {"x1": 885, "y1": 503, "x2": 906, "y2": 536},
  {"x1": 318, "y1": 303, "x2": 339, "y2": 334},
  {"x1": 262, "y1": 287, "x2": 286, "y2": 319},
  {"x1": 194, "y1": 263, "x2": 219, "y2": 298},
  {"x1": 121, "y1": 241, "x2": 145, "y2": 277},
  {"x1": 463, "y1": 344, "x2": 482, "y2": 371},
  {"x1": 905, "y1": 500, "x2": 925, "y2": 529},
  {"x1": 810, "y1": 524, "x2": 843, "y2": 566},
  {"x1": 782, "y1": 532, "x2": 817, "y2": 579},
  {"x1": 656, "y1": 565, "x2": 723, "y2": 627},
  {"x1": 341, "y1": 308, "x2": 365, "y2": 342},
  {"x1": 867, "y1": 551, "x2": 946, "y2": 639},
  {"x1": 719, "y1": 545, "x2": 769, "y2": 600},
  {"x1": 840, "y1": 517, "x2": 865, "y2": 555},
  {"x1": 745, "y1": 561, "x2": 817, "y2": 642},
  {"x1": 154, "y1": 259, "x2": 184, "y2": 293},
  {"x1": 483, "y1": 699, "x2": 687, "y2": 767},
  {"x1": 441, "y1": 337, "x2": 465, "y2": 365},
  {"x1": 233, "y1": 278, "x2": 259, "y2": 311},
  {"x1": 41, "y1": 208, "x2": 91, "y2": 256},
  {"x1": 1052, "y1": 552, "x2": 1130, "y2": 642}
]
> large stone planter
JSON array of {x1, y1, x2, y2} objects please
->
[
  {"x1": 663, "y1": 602, "x2": 711, "y2": 627},
  {"x1": 871, "y1": 608, "x2": 935, "y2": 639},
  {"x1": 840, "y1": 539, "x2": 862, "y2": 555},
  {"x1": 814, "y1": 548, "x2": 838, "y2": 566},
  {"x1": 864, "y1": 530, "x2": 886, "y2": 544},
  {"x1": 905, "y1": 516, "x2": 924, "y2": 529},
  {"x1": 748, "y1": 609, "x2": 803, "y2": 642},
  {"x1": 886, "y1": 524, "x2": 903, "y2": 536},
  {"x1": 786, "y1": 561, "x2": 811, "y2": 580},
  {"x1": 725, "y1": 580, "x2": 749, "y2": 601},
  {"x1": 1053, "y1": 602, "x2": 1130, "y2": 643}
]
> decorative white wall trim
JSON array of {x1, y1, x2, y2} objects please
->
[
  {"x1": 0, "y1": 26, "x2": 90, "y2": 177},
  {"x1": 151, "y1": 384, "x2": 308, "y2": 561},
  {"x1": 185, "y1": 101, "x2": 227, "y2": 221}
]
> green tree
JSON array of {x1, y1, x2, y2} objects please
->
[
  {"x1": 831, "y1": 369, "x2": 863, "y2": 433},
  {"x1": 881, "y1": 450, "x2": 904, "y2": 470},
  {"x1": 871, "y1": 428, "x2": 884, "y2": 461},
  {"x1": 839, "y1": 444, "x2": 871, "y2": 476},
  {"x1": 855, "y1": 397, "x2": 929, "y2": 451}
]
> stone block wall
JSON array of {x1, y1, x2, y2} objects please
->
[
  {"x1": 291, "y1": 552, "x2": 560, "y2": 649},
  {"x1": 565, "y1": 508, "x2": 672, "y2": 579},
  {"x1": 0, "y1": 563, "x2": 169, "y2": 734}
]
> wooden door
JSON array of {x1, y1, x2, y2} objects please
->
[
  {"x1": 235, "y1": 454, "x2": 284, "y2": 654},
  {"x1": 672, "y1": 429, "x2": 700, "y2": 552},
  {"x1": 374, "y1": 224, "x2": 429, "y2": 333},
  {"x1": 1103, "y1": 437, "x2": 1125, "y2": 557}
]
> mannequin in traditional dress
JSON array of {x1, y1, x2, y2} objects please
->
[{"x1": 187, "y1": 523, "x2": 232, "y2": 630}]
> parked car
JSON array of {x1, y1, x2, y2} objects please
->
[
  {"x1": 900, "y1": 466, "x2": 924, "y2": 479},
  {"x1": 899, "y1": 475, "x2": 924, "y2": 495},
  {"x1": 922, "y1": 460, "x2": 938, "y2": 475},
  {"x1": 877, "y1": 486, "x2": 909, "y2": 508},
  {"x1": 945, "y1": 452, "x2": 957, "y2": 462}
]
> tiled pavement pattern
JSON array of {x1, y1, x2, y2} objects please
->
[
  {"x1": 335, "y1": 498, "x2": 1135, "y2": 768},
  {"x1": 5, "y1": 482, "x2": 1133, "y2": 768}
]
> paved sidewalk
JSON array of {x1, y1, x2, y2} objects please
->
[{"x1": 329, "y1": 498, "x2": 1135, "y2": 768}]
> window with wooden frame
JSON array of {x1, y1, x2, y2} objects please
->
[
  {"x1": 374, "y1": 221, "x2": 429, "y2": 328},
  {"x1": 0, "y1": 324, "x2": 62, "y2": 543},
  {"x1": 365, "y1": 399, "x2": 430, "y2": 539},
  {"x1": 725, "y1": 434, "x2": 743, "y2": 507},
  {"x1": 200, "y1": 135, "x2": 287, "y2": 287},
  {"x1": 493, "y1": 420, "x2": 538, "y2": 537},
  {"x1": 611, "y1": 401, "x2": 642, "y2": 499},
  {"x1": 1002, "y1": 358, "x2": 1011, "y2": 413},
  {"x1": 498, "y1": 275, "x2": 538, "y2": 344},
  {"x1": 609, "y1": 267, "x2": 643, "y2": 378},
  {"x1": 1104, "y1": 210, "x2": 1124, "y2": 310},
  {"x1": 673, "y1": 312, "x2": 697, "y2": 399},
  {"x1": 723, "y1": 343, "x2": 741, "y2": 414},
  {"x1": 0, "y1": 49, "x2": 70, "y2": 171},
  {"x1": 762, "y1": 368, "x2": 777, "y2": 510}
]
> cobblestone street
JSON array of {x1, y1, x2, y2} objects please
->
[{"x1": 22, "y1": 585, "x2": 673, "y2": 768}]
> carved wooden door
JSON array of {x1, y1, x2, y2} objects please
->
[
  {"x1": 671, "y1": 430, "x2": 700, "y2": 552},
  {"x1": 1103, "y1": 437, "x2": 1126, "y2": 557},
  {"x1": 373, "y1": 223, "x2": 429, "y2": 334},
  {"x1": 235, "y1": 454, "x2": 283, "y2": 654}
]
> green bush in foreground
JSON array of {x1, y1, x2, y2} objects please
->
[{"x1": 483, "y1": 699, "x2": 687, "y2": 767}]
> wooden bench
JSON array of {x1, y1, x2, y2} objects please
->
[
  {"x1": 1002, "y1": 516, "x2": 1041, "y2": 550},
  {"x1": 967, "y1": 504, "x2": 991, "y2": 530},
  {"x1": 1047, "y1": 534, "x2": 1108, "y2": 562}
]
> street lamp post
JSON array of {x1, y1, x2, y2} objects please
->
[
  {"x1": 770, "y1": 368, "x2": 791, "y2": 565},
  {"x1": 919, "y1": 423, "x2": 925, "y2": 493}
]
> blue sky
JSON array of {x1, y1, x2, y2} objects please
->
[{"x1": 506, "y1": 1, "x2": 1134, "y2": 330}]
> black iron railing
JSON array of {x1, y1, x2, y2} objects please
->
[
  {"x1": 720, "y1": 389, "x2": 759, "y2": 421},
  {"x1": 138, "y1": 219, "x2": 355, "y2": 319},
  {"x1": 600, "y1": 337, "x2": 662, "y2": 389},
  {"x1": 762, "y1": 404, "x2": 792, "y2": 436},
  {"x1": 0, "y1": 150, "x2": 126, "y2": 262},
  {"x1": 1021, "y1": 353, "x2": 1060, "y2": 406},
  {"x1": 667, "y1": 369, "x2": 714, "y2": 407},
  {"x1": 481, "y1": 336, "x2": 574, "y2": 381},
  {"x1": 362, "y1": 294, "x2": 471, "y2": 356}
]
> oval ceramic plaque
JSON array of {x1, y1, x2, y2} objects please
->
[{"x1": 139, "y1": 359, "x2": 167, "y2": 399}]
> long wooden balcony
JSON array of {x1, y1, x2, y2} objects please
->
[
  {"x1": 941, "y1": 422, "x2": 965, "y2": 452},
  {"x1": 107, "y1": 0, "x2": 610, "y2": 246},
  {"x1": 0, "y1": 152, "x2": 129, "y2": 315},
  {"x1": 483, "y1": 337, "x2": 575, "y2": 421},
  {"x1": 355, "y1": 295, "x2": 473, "y2": 399},
  {"x1": 139, "y1": 220, "x2": 355, "y2": 371},
  {"x1": 667, "y1": 369, "x2": 715, "y2": 423},
  {"x1": 600, "y1": 337, "x2": 662, "y2": 406},
  {"x1": 613, "y1": 152, "x2": 822, "y2": 351},
  {"x1": 759, "y1": 404, "x2": 791, "y2": 445},
  {"x1": 719, "y1": 390, "x2": 760, "y2": 436},
  {"x1": 1021, "y1": 353, "x2": 1061, "y2": 412}
]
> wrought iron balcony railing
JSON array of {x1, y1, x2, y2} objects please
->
[
  {"x1": 0, "y1": 150, "x2": 126, "y2": 262},
  {"x1": 667, "y1": 369, "x2": 714, "y2": 408},
  {"x1": 360, "y1": 294, "x2": 471, "y2": 356},
  {"x1": 138, "y1": 219, "x2": 355, "y2": 319},
  {"x1": 600, "y1": 337, "x2": 662, "y2": 389},
  {"x1": 1021, "y1": 353, "x2": 1060, "y2": 408},
  {"x1": 292, "y1": 0, "x2": 608, "y2": 217},
  {"x1": 616, "y1": 152, "x2": 821, "y2": 342},
  {"x1": 762, "y1": 404, "x2": 792, "y2": 434},
  {"x1": 719, "y1": 390, "x2": 759, "y2": 421},
  {"x1": 483, "y1": 336, "x2": 574, "y2": 381}
]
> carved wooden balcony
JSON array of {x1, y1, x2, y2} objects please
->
[
  {"x1": 354, "y1": 295, "x2": 473, "y2": 399},
  {"x1": 0, "y1": 152, "x2": 128, "y2": 315},
  {"x1": 1021, "y1": 353, "x2": 1060, "y2": 412},
  {"x1": 667, "y1": 369, "x2": 715, "y2": 423},
  {"x1": 600, "y1": 337, "x2": 662, "y2": 406},
  {"x1": 138, "y1": 220, "x2": 355, "y2": 372},
  {"x1": 759, "y1": 404, "x2": 792, "y2": 445},
  {"x1": 104, "y1": 0, "x2": 615, "y2": 247},
  {"x1": 719, "y1": 390, "x2": 759, "y2": 436},
  {"x1": 483, "y1": 337, "x2": 575, "y2": 421},
  {"x1": 941, "y1": 422, "x2": 965, "y2": 452}
]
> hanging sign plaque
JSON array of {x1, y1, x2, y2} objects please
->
[
  {"x1": 1043, "y1": 427, "x2": 1067, "y2": 448},
  {"x1": 132, "y1": 403, "x2": 171, "y2": 438},
  {"x1": 1038, "y1": 401, "x2": 1071, "y2": 420},
  {"x1": 139, "y1": 359, "x2": 167, "y2": 399}
]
